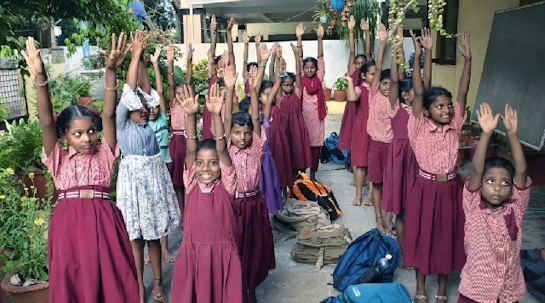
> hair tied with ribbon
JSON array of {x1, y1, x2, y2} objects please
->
[
  {"x1": 90, "y1": 109, "x2": 101, "y2": 118},
  {"x1": 54, "y1": 114, "x2": 60, "y2": 124}
]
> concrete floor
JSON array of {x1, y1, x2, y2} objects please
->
[{"x1": 144, "y1": 113, "x2": 545, "y2": 303}]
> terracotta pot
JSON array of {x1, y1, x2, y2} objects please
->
[
  {"x1": 0, "y1": 275, "x2": 49, "y2": 303},
  {"x1": 79, "y1": 96, "x2": 93, "y2": 107},
  {"x1": 334, "y1": 90, "x2": 347, "y2": 101},
  {"x1": 18, "y1": 170, "x2": 58, "y2": 204},
  {"x1": 324, "y1": 88, "x2": 332, "y2": 101}
]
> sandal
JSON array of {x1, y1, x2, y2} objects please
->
[
  {"x1": 435, "y1": 295, "x2": 447, "y2": 302},
  {"x1": 415, "y1": 294, "x2": 428, "y2": 303}
]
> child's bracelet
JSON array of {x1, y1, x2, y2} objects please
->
[
  {"x1": 105, "y1": 85, "x2": 118, "y2": 91},
  {"x1": 213, "y1": 133, "x2": 226, "y2": 141},
  {"x1": 184, "y1": 131, "x2": 198, "y2": 140},
  {"x1": 34, "y1": 79, "x2": 49, "y2": 87}
]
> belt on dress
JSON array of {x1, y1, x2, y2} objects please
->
[
  {"x1": 418, "y1": 169, "x2": 458, "y2": 183},
  {"x1": 58, "y1": 189, "x2": 110, "y2": 200},
  {"x1": 172, "y1": 130, "x2": 186, "y2": 136},
  {"x1": 235, "y1": 190, "x2": 260, "y2": 199}
]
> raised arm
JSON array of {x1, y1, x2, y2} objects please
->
[
  {"x1": 345, "y1": 75, "x2": 360, "y2": 103},
  {"x1": 255, "y1": 33, "x2": 262, "y2": 65},
  {"x1": 167, "y1": 43, "x2": 177, "y2": 104},
  {"x1": 457, "y1": 30, "x2": 472, "y2": 111},
  {"x1": 256, "y1": 44, "x2": 271, "y2": 98},
  {"x1": 348, "y1": 15, "x2": 356, "y2": 70},
  {"x1": 242, "y1": 31, "x2": 250, "y2": 75},
  {"x1": 410, "y1": 30, "x2": 424, "y2": 117},
  {"x1": 137, "y1": 55, "x2": 152, "y2": 94},
  {"x1": 296, "y1": 23, "x2": 305, "y2": 60},
  {"x1": 420, "y1": 28, "x2": 433, "y2": 90},
  {"x1": 186, "y1": 44, "x2": 194, "y2": 86},
  {"x1": 207, "y1": 84, "x2": 231, "y2": 166},
  {"x1": 100, "y1": 33, "x2": 128, "y2": 151},
  {"x1": 503, "y1": 104, "x2": 526, "y2": 187},
  {"x1": 269, "y1": 43, "x2": 278, "y2": 82},
  {"x1": 150, "y1": 46, "x2": 167, "y2": 115},
  {"x1": 22, "y1": 37, "x2": 57, "y2": 156},
  {"x1": 317, "y1": 24, "x2": 324, "y2": 58},
  {"x1": 389, "y1": 37, "x2": 400, "y2": 108},
  {"x1": 179, "y1": 85, "x2": 200, "y2": 168},
  {"x1": 468, "y1": 103, "x2": 500, "y2": 190},
  {"x1": 248, "y1": 66, "x2": 262, "y2": 137},
  {"x1": 227, "y1": 17, "x2": 236, "y2": 71},
  {"x1": 208, "y1": 15, "x2": 218, "y2": 79},
  {"x1": 223, "y1": 65, "x2": 237, "y2": 136},
  {"x1": 127, "y1": 32, "x2": 147, "y2": 91},
  {"x1": 291, "y1": 43, "x2": 303, "y2": 89},
  {"x1": 371, "y1": 24, "x2": 388, "y2": 88},
  {"x1": 361, "y1": 19, "x2": 372, "y2": 60},
  {"x1": 264, "y1": 72, "x2": 281, "y2": 119}
]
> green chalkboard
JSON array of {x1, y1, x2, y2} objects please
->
[{"x1": 473, "y1": 1, "x2": 545, "y2": 150}]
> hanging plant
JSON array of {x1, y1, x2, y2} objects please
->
[
  {"x1": 427, "y1": 0, "x2": 457, "y2": 38},
  {"x1": 388, "y1": 0, "x2": 419, "y2": 71},
  {"x1": 339, "y1": 0, "x2": 382, "y2": 50}
]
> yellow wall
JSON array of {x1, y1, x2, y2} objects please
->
[{"x1": 433, "y1": 0, "x2": 519, "y2": 110}]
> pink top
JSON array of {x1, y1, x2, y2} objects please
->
[
  {"x1": 183, "y1": 162, "x2": 236, "y2": 195},
  {"x1": 43, "y1": 140, "x2": 120, "y2": 190},
  {"x1": 301, "y1": 57, "x2": 326, "y2": 147},
  {"x1": 367, "y1": 82, "x2": 398, "y2": 143},
  {"x1": 408, "y1": 102, "x2": 465, "y2": 175},
  {"x1": 228, "y1": 131, "x2": 266, "y2": 193},
  {"x1": 170, "y1": 100, "x2": 187, "y2": 131},
  {"x1": 459, "y1": 178, "x2": 532, "y2": 303}
]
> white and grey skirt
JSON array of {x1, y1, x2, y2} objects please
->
[{"x1": 116, "y1": 153, "x2": 181, "y2": 241}]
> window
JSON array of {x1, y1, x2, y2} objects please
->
[{"x1": 432, "y1": 0, "x2": 459, "y2": 65}]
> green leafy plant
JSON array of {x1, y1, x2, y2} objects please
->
[
  {"x1": 338, "y1": 0, "x2": 382, "y2": 47},
  {"x1": 0, "y1": 119, "x2": 44, "y2": 173},
  {"x1": 190, "y1": 59, "x2": 210, "y2": 99},
  {"x1": 82, "y1": 53, "x2": 105, "y2": 69},
  {"x1": 0, "y1": 168, "x2": 54, "y2": 282},
  {"x1": 48, "y1": 74, "x2": 93, "y2": 114},
  {"x1": 0, "y1": 100, "x2": 11, "y2": 121},
  {"x1": 334, "y1": 77, "x2": 349, "y2": 91},
  {"x1": 314, "y1": 0, "x2": 330, "y2": 22}
]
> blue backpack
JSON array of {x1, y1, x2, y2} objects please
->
[
  {"x1": 323, "y1": 283, "x2": 412, "y2": 303},
  {"x1": 321, "y1": 132, "x2": 348, "y2": 165},
  {"x1": 332, "y1": 228, "x2": 400, "y2": 291}
]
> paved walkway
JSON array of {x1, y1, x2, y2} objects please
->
[{"x1": 144, "y1": 113, "x2": 544, "y2": 303}]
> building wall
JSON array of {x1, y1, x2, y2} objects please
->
[{"x1": 433, "y1": 0, "x2": 519, "y2": 110}]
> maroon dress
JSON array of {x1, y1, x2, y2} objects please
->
[
  {"x1": 267, "y1": 106, "x2": 293, "y2": 187},
  {"x1": 350, "y1": 83, "x2": 370, "y2": 167},
  {"x1": 171, "y1": 164, "x2": 243, "y2": 303},
  {"x1": 202, "y1": 76, "x2": 217, "y2": 140},
  {"x1": 382, "y1": 106, "x2": 418, "y2": 215},
  {"x1": 339, "y1": 70, "x2": 360, "y2": 151},
  {"x1": 279, "y1": 92, "x2": 312, "y2": 170}
]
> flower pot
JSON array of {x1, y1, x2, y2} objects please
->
[
  {"x1": 324, "y1": 88, "x2": 332, "y2": 101},
  {"x1": 319, "y1": 15, "x2": 328, "y2": 24},
  {"x1": 1, "y1": 275, "x2": 49, "y2": 303},
  {"x1": 79, "y1": 96, "x2": 93, "y2": 107},
  {"x1": 18, "y1": 169, "x2": 58, "y2": 204},
  {"x1": 334, "y1": 90, "x2": 346, "y2": 101}
]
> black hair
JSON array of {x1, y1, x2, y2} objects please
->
[
  {"x1": 175, "y1": 80, "x2": 187, "y2": 90},
  {"x1": 380, "y1": 69, "x2": 391, "y2": 81},
  {"x1": 56, "y1": 105, "x2": 102, "y2": 138},
  {"x1": 423, "y1": 86, "x2": 452, "y2": 111},
  {"x1": 355, "y1": 54, "x2": 367, "y2": 61},
  {"x1": 232, "y1": 112, "x2": 254, "y2": 131},
  {"x1": 260, "y1": 80, "x2": 273, "y2": 95},
  {"x1": 217, "y1": 77, "x2": 225, "y2": 88},
  {"x1": 484, "y1": 156, "x2": 515, "y2": 180},
  {"x1": 357, "y1": 61, "x2": 376, "y2": 85},
  {"x1": 399, "y1": 78, "x2": 413, "y2": 104},
  {"x1": 213, "y1": 55, "x2": 222, "y2": 66},
  {"x1": 239, "y1": 97, "x2": 251, "y2": 113},
  {"x1": 303, "y1": 57, "x2": 318, "y2": 69},
  {"x1": 280, "y1": 73, "x2": 296, "y2": 84},
  {"x1": 197, "y1": 139, "x2": 217, "y2": 152},
  {"x1": 246, "y1": 62, "x2": 258, "y2": 72}
]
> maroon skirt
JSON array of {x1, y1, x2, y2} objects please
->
[
  {"x1": 268, "y1": 107, "x2": 293, "y2": 187},
  {"x1": 284, "y1": 98, "x2": 312, "y2": 170},
  {"x1": 49, "y1": 185, "x2": 139, "y2": 303},
  {"x1": 338, "y1": 102, "x2": 358, "y2": 151},
  {"x1": 234, "y1": 193, "x2": 275, "y2": 290},
  {"x1": 168, "y1": 133, "x2": 187, "y2": 188},
  {"x1": 382, "y1": 138, "x2": 418, "y2": 215},
  {"x1": 368, "y1": 140, "x2": 389, "y2": 184},
  {"x1": 403, "y1": 173, "x2": 466, "y2": 275}
]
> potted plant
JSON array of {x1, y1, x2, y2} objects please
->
[
  {"x1": 313, "y1": 0, "x2": 330, "y2": 24},
  {"x1": 323, "y1": 81, "x2": 332, "y2": 101},
  {"x1": 0, "y1": 167, "x2": 54, "y2": 303},
  {"x1": 333, "y1": 77, "x2": 348, "y2": 101},
  {"x1": 49, "y1": 73, "x2": 93, "y2": 110}
]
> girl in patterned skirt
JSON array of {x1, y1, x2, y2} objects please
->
[
  {"x1": 116, "y1": 32, "x2": 181, "y2": 303},
  {"x1": 22, "y1": 34, "x2": 140, "y2": 302},
  {"x1": 171, "y1": 83, "x2": 243, "y2": 303}
]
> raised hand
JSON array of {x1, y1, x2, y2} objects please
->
[
  {"x1": 223, "y1": 65, "x2": 237, "y2": 89},
  {"x1": 227, "y1": 16, "x2": 236, "y2": 30},
  {"x1": 249, "y1": 65, "x2": 260, "y2": 89},
  {"x1": 179, "y1": 85, "x2": 199, "y2": 115},
  {"x1": 243, "y1": 31, "x2": 250, "y2": 44},
  {"x1": 344, "y1": 74, "x2": 353, "y2": 83},
  {"x1": 290, "y1": 43, "x2": 300, "y2": 57},
  {"x1": 348, "y1": 15, "x2": 356, "y2": 30},
  {"x1": 410, "y1": 30, "x2": 422, "y2": 56},
  {"x1": 420, "y1": 28, "x2": 433, "y2": 50},
  {"x1": 317, "y1": 24, "x2": 325, "y2": 39},
  {"x1": 99, "y1": 33, "x2": 129, "y2": 69},
  {"x1": 360, "y1": 19, "x2": 369, "y2": 31},
  {"x1": 477, "y1": 102, "x2": 500, "y2": 134},
  {"x1": 150, "y1": 45, "x2": 161, "y2": 65},
  {"x1": 187, "y1": 43, "x2": 194, "y2": 61},
  {"x1": 206, "y1": 83, "x2": 225, "y2": 115},
  {"x1": 255, "y1": 32, "x2": 262, "y2": 44},
  {"x1": 277, "y1": 58, "x2": 287, "y2": 76},
  {"x1": 21, "y1": 37, "x2": 45, "y2": 76},
  {"x1": 211, "y1": 15, "x2": 218, "y2": 32},
  {"x1": 167, "y1": 42, "x2": 175, "y2": 62},
  {"x1": 502, "y1": 103, "x2": 518, "y2": 135},
  {"x1": 296, "y1": 23, "x2": 306, "y2": 38},
  {"x1": 260, "y1": 44, "x2": 271, "y2": 63},
  {"x1": 378, "y1": 24, "x2": 388, "y2": 42},
  {"x1": 130, "y1": 31, "x2": 149, "y2": 58},
  {"x1": 459, "y1": 30, "x2": 471, "y2": 60}
]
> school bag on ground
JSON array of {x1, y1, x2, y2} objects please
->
[
  {"x1": 321, "y1": 283, "x2": 412, "y2": 303},
  {"x1": 291, "y1": 224, "x2": 352, "y2": 270},
  {"x1": 332, "y1": 228, "x2": 401, "y2": 291},
  {"x1": 321, "y1": 132, "x2": 348, "y2": 165},
  {"x1": 290, "y1": 173, "x2": 343, "y2": 220},
  {"x1": 273, "y1": 198, "x2": 331, "y2": 235},
  {"x1": 521, "y1": 249, "x2": 545, "y2": 302}
]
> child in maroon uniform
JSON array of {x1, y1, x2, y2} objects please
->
[
  {"x1": 23, "y1": 34, "x2": 139, "y2": 302},
  {"x1": 171, "y1": 83, "x2": 243, "y2": 303}
]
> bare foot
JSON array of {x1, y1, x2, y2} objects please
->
[
  {"x1": 153, "y1": 279, "x2": 168, "y2": 303},
  {"x1": 385, "y1": 212, "x2": 394, "y2": 235},
  {"x1": 376, "y1": 217, "x2": 386, "y2": 234},
  {"x1": 352, "y1": 196, "x2": 362, "y2": 206},
  {"x1": 399, "y1": 264, "x2": 415, "y2": 270},
  {"x1": 364, "y1": 195, "x2": 373, "y2": 206},
  {"x1": 415, "y1": 293, "x2": 428, "y2": 303},
  {"x1": 350, "y1": 179, "x2": 356, "y2": 187},
  {"x1": 144, "y1": 256, "x2": 151, "y2": 266},
  {"x1": 162, "y1": 250, "x2": 176, "y2": 264}
]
